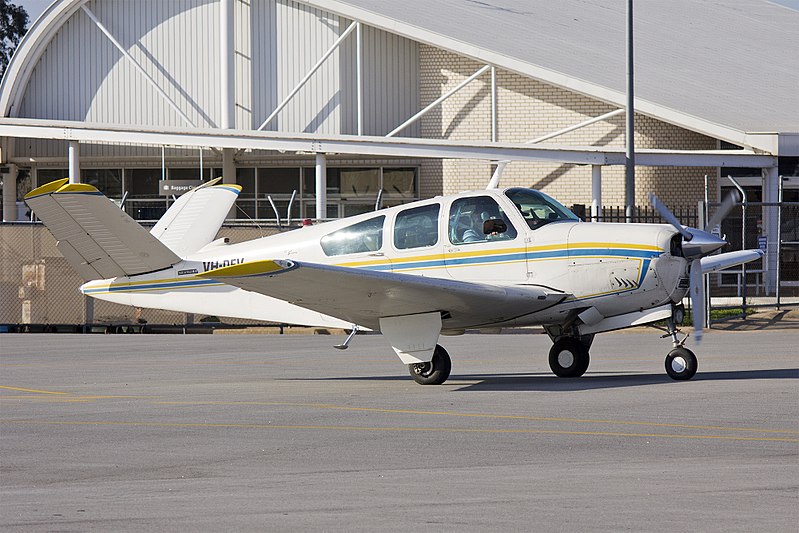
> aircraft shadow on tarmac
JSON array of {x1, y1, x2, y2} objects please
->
[
  {"x1": 292, "y1": 368, "x2": 798, "y2": 392},
  {"x1": 450, "y1": 368, "x2": 798, "y2": 392}
]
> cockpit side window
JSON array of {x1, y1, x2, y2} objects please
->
[
  {"x1": 448, "y1": 196, "x2": 518, "y2": 245},
  {"x1": 394, "y1": 204, "x2": 440, "y2": 249},
  {"x1": 320, "y1": 216, "x2": 385, "y2": 256},
  {"x1": 504, "y1": 188, "x2": 579, "y2": 230}
]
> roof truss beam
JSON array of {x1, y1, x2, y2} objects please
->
[
  {"x1": 80, "y1": 4, "x2": 197, "y2": 128},
  {"x1": 0, "y1": 118, "x2": 776, "y2": 168}
]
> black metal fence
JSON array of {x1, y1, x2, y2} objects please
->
[{"x1": 571, "y1": 204, "x2": 699, "y2": 227}]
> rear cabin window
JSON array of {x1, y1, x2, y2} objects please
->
[
  {"x1": 320, "y1": 216, "x2": 385, "y2": 256},
  {"x1": 448, "y1": 196, "x2": 517, "y2": 245},
  {"x1": 394, "y1": 204, "x2": 440, "y2": 249}
]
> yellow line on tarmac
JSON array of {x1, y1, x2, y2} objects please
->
[
  {"x1": 0, "y1": 385, "x2": 68, "y2": 395},
  {"x1": 154, "y1": 400, "x2": 799, "y2": 436},
  {"x1": 1, "y1": 419, "x2": 797, "y2": 443},
  {"x1": 0, "y1": 398, "x2": 91, "y2": 403}
]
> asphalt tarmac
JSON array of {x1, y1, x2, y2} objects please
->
[{"x1": 1, "y1": 330, "x2": 797, "y2": 531}]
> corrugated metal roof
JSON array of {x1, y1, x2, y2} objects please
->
[{"x1": 307, "y1": 0, "x2": 799, "y2": 137}]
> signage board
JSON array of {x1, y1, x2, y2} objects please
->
[{"x1": 159, "y1": 180, "x2": 203, "y2": 196}]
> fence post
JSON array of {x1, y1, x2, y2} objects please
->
[
  {"x1": 776, "y1": 175, "x2": 783, "y2": 309},
  {"x1": 697, "y1": 199, "x2": 711, "y2": 329},
  {"x1": 84, "y1": 296, "x2": 94, "y2": 333}
]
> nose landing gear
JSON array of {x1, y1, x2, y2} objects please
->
[
  {"x1": 665, "y1": 346, "x2": 697, "y2": 380},
  {"x1": 660, "y1": 304, "x2": 698, "y2": 380}
]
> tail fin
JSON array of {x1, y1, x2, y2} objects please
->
[
  {"x1": 150, "y1": 178, "x2": 242, "y2": 256},
  {"x1": 25, "y1": 179, "x2": 180, "y2": 280}
]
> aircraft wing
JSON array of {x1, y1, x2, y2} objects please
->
[{"x1": 197, "y1": 259, "x2": 568, "y2": 330}]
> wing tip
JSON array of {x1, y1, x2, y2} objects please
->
[{"x1": 24, "y1": 178, "x2": 69, "y2": 200}]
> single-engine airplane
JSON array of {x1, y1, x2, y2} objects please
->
[{"x1": 25, "y1": 177, "x2": 762, "y2": 385}]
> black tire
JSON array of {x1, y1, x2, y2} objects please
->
[
  {"x1": 548, "y1": 337, "x2": 590, "y2": 377},
  {"x1": 665, "y1": 347, "x2": 698, "y2": 380},
  {"x1": 408, "y1": 345, "x2": 451, "y2": 385}
]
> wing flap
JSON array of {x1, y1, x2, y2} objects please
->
[
  {"x1": 198, "y1": 259, "x2": 568, "y2": 330},
  {"x1": 25, "y1": 180, "x2": 180, "y2": 280}
]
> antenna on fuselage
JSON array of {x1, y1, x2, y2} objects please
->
[{"x1": 486, "y1": 160, "x2": 509, "y2": 189}]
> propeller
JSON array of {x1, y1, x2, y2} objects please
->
[
  {"x1": 648, "y1": 193, "x2": 693, "y2": 241},
  {"x1": 648, "y1": 192, "x2": 740, "y2": 344},
  {"x1": 688, "y1": 256, "x2": 704, "y2": 343},
  {"x1": 704, "y1": 189, "x2": 741, "y2": 237}
]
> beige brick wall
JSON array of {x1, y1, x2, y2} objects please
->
[{"x1": 419, "y1": 45, "x2": 718, "y2": 209}]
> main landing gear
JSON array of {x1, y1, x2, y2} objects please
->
[
  {"x1": 543, "y1": 326, "x2": 594, "y2": 378},
  {"x1": 661, "y1": 305, "x2": 698, "y2": 381},
  {"x1": 548, "y1": 337, "x2": 590, "y2": 377},
  {"x1": 408, "y1": 344, "x2": 451, "y2": 385}
]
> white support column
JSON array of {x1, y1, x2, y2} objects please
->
[
  {"x1": 68, "y1": 141, "x2": 81, "y2": 183},
  {"x1": 763, "y1": 166, "x2": 780, "y2": 294},
  {"x1": 2, "y1": 163, "x2": 18, "y2": 222},
  {"x1": 490, "y1": 66, "x2": 497, "y2": 142},
  {"x1": 591, "y1": 164, "x2": 602, "y2": 221},
  {"x1": 315, "y1": 153, "x2": 327, "y2": 222},
  {"x1": 222, "y1": 148, "x2": 236, "y2": 184},
  {"x1": 220, "y1": 0, "x2": 235, "y2": 130},
  {"x1": 223, "y1": 148, "x2": 236, "y2": 219},
  {"x1": 221, "y1": 0, "x2": 235, "y2": 218},
  {"x1": 316, "y1": 154, "x2": 327, "y2": 222},
  {"x1": 356, "y1": 22, "x2": 363, "y2": 136}
]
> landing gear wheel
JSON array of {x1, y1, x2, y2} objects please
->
[
  {"x1": 409, "y1": 345, "x2": 451, "y2": 385},
  {"x1": 665, "y1": 347, "x2": 698, "y2": 380},
  {"x1": 548, "y1": 338, "x2": 590, "y2": 377}
]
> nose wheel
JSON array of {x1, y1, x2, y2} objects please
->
[
  {"x1": 660, "y1": 309, "x2": 698, "y2": 380},
  {"x1": 665, "y1": 347, "x2": 698, "y2": 380}
]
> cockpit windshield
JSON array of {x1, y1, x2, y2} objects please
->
[{"x1": 504, "y1": 188, "x2": 579, "y2": 230}]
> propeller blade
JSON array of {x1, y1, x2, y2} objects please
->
[
  {"x1": 648, "y1": 193, "x2": 693, "y2": 241},
  {"x1": 700, "y1": 249, "x2": 763, "y2": 274},
  {"x1": 704, "y1": 190, "x2": 741, "y2": 232},
  {"x1": 689, "y1": 258, "x2": 704, "y2": 344}
]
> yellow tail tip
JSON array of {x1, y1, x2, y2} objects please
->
[{"x1": 24, "y1": 178, "x2": 69, "y2": 200}]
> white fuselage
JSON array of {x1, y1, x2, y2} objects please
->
[{"x1": 81, "y1": 189, "x2": 688, "y2": 331}]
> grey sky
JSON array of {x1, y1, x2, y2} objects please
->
[{"x1": 16, "y1": 0, "x2": 54, "y2": 24}]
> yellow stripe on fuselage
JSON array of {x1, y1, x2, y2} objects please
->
[{"x1": 336, "y1": 242, "x2": 661, "y2": 269}]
